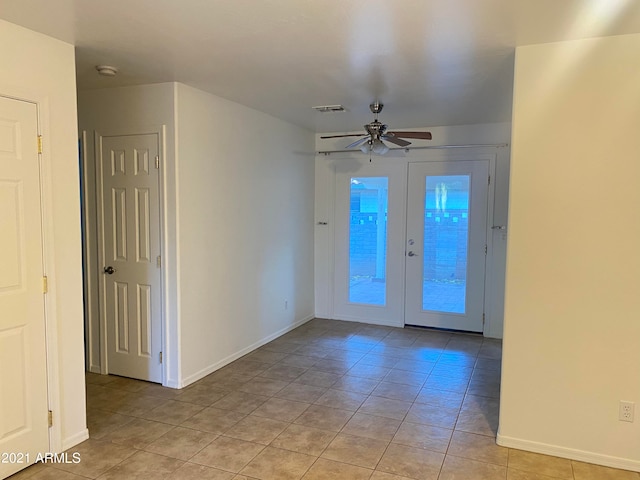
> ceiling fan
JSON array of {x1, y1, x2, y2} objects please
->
[{"x1": 321, "y1": 101, "x2": 432, "y2": 155}]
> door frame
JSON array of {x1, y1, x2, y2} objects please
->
[
  {"x1": 0, "y1": 90, "x2": 63, "y2": 453},
  {"x1": 329, "y1": 150, "x2": 497, "y2": 334},
  {"x1": 90, "y1": 125, "x2": 167, "y2": 384}
]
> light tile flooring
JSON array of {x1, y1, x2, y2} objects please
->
[{"x1": 10, "y1": 318, "x2": 639, "y2": 480}]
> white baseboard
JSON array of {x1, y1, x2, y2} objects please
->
[
  {"x1": 88, "y1": 365, "x2": 101, "y2": 374},
  {"x1": 180, "y1": 314, "x2": 314, "y2": 388},
  {"x1": 497, "y1": 433, "x2": 640, "y2": 473},
  {"x1": 62, "y1": 429, "x2": 89, "y2": 451}
]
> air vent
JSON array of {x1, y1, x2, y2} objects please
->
[{"x1": 312, "y1": 105, "x2": 346, "y2": 113}]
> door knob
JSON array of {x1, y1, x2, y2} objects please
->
[
  {"x1": 104, "y1": 266, "x2": 116, "y2": 275},
  {"x1": 407, "y1": 251, "x2": 419, "y2": 257}
]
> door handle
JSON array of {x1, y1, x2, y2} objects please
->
[
  {"x1": 103, "y1": 266, "x2": 116, "y2": 275},
  {"x1": 407, "y1": 251, "x2": 419, "y2": 257}
]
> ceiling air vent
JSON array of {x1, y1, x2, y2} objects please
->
[{"x1": 312, "y1": 105, "x2": 346, "y2": 113}]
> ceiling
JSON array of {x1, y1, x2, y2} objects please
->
[{"x1": 2, "y1": 0, "x2": 640, "y2": 133}]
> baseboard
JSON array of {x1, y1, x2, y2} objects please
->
[
  {"x1": 330, "y1": 314, "x2": 403, "y2": 328},
  {"x1": 180, "y1": 314, "x2": 314, "y2": 388},
  {"x1": 88, "y1": 365, "x2": 101, "y2": 374},
  {"x1": 61, "y1": 429, "x2": 89, "y2": 451},
  {"x1": 496, "y1": 433, "x2": 640, "y2": 473}
]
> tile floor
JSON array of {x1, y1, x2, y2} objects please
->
[{"x1": 9, "y1": 318, "x2": 639, "y2": 480}]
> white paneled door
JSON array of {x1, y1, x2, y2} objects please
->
[
  {"x1": 98, "y1": 133, "x2": 162, "y2": 383},
  {"x1": 0, "y1": 96, "x2": 49, "y2": 477}
]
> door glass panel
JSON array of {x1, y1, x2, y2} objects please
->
[
  {"x1": 349, "y1": 177, "x2": 388, "y2": 305},
  {"x1": 423, "y1": 175, "x2": 470, "y2": 313}
]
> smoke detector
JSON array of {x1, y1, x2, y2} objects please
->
[{"x1": 96, "y1": 65, "x2": 118, "y2": 77}]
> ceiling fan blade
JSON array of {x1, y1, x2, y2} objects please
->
[
  {"x1": 321, "y1": 133, "x2": 366, "y2": 139},
  {"x1": 345, "y1": 137, "x2": 370, "y2": 149},
  {"x1": 387, "y1": 131, "x2": 432, "y2": 140},
  {"x1": 381, "y1": 134, "x2": 411, "y2": 147}
]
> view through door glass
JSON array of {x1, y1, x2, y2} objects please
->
[
  {"x1": 423, "y1": 175, "x2": 470, "y2": 314},
  {"x1": 349, "y1": 177, "x2": 388, "y2": 305}
]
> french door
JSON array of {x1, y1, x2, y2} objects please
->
[
  {"x1": 333, "y1": 163, "x2": 406, "y2": 325},
  {"x1": 405, "y1": 160, "x2": 489, "y2": 331},
  {"x1": 333, "y1": 157, "x2": 490, "y2": 332}
]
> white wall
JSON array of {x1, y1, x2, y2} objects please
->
[
  {"x1": 78, "y1": 83, "x2": 315, "y2": 388},
  {"x1": 77, "y1": 83, "x2": 179, "y2": 385},
  {"x1": 315, "y1": 122, "x2": 511, "y2": 338},
  {"x1": 0, "y1": 19, "x2": 86, "y2": 450},
  {"x1": 499, "y1": 34, "x2": 640, "y2": 471},
  {"x1": 175, "y1": 84, "x2": 315, "y2": 385}
]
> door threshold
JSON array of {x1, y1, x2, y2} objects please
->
[{"x1": 403, "y1": 324, "x2": 483, "y2": 336}]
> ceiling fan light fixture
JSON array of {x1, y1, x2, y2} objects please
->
[
  {"x1": 371, "y1": 138, "x2": 389, "y2": 155},
  {"x1": 360, "y1": 138, "x2": 389, "y2": 155}
]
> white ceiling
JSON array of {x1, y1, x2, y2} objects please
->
[{"x1": 2, "y1": 0, "x2": 640, "y2": 133}]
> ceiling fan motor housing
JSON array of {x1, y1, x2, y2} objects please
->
[{"x1": 365, "y1": 120, "x2": 387, "y2": 136}]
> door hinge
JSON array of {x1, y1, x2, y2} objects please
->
[
  {"x1": 37, "y1": 135, "x2": 43, "y2": 154},
  {"x1": 155, "y1": 156, "x2": 160, "y2": 169},
  {"x1": 482, "y1": 313, "x2": 485, "y2": 326},
  {"x1": 159, "y1": 351, "x2": 163, "y2": 364},
  {"x1": 43, "y1": 276, "x2": 48, "y2": 294},
  {"x1": 488, "y1": 175, "x2": 491, "y2": 185},
  {"x1": 156, "y1": 255, "x2": 161, "y2": 268},
  {"x1": 48, "y1": 410, "x2": 53, "y2": 427},
  {"x1": 484, "y1": 244, "x2": 487, "y2": 255}
]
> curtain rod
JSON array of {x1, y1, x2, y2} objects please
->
[{"x1": 317, "y1": 143, "x2": 509, "y2": 155}]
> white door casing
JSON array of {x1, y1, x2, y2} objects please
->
[
  {"x1": 97, "y1": 133, "x2": 162, "y2": 383},
  {"x1": 405, "y1": 160, "x2": 489, "y2": 331},
  {"x1": 0, "y1": 96, "x2": 49, "y2": 478}
]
